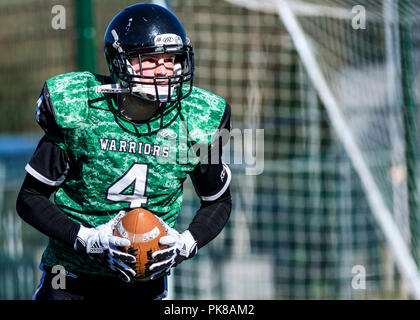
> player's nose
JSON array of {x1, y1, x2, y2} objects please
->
[{"x1": 155, "y1": 60, "x2": 168, "y2": 76}]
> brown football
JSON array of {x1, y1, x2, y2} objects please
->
[{"x1": 113, "y1": 208, "x2": 167, "y2": 281}]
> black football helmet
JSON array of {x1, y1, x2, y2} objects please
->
[{"x1": 102, "y1": 3, "x2": 194, "y2": 103}]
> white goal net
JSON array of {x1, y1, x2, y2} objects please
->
[{"x1": 169, "y1": 0, "x2": 420, "y2": 299}]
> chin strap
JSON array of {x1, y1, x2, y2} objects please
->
[
  {"x1": 92, "y1": 83, "x2": 129, "y2": 93},
  {"x1": 93, "y1": 83, "x2": 174, "y2": 102},
  {"x1": 93, "y1": 83, "x2": 135, "y2": 94}
]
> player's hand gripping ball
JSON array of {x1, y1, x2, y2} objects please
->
[{"x1": 113, "y1": 208, "x2": 167, "y2": 281}]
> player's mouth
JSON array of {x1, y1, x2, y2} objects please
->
[{"x1": 156, "y1": 81, "x2": 170, "y2": 86}]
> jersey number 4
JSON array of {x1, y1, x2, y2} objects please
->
[{"x1": 106, "y1": 163, "x2": 149, "y2": 208}]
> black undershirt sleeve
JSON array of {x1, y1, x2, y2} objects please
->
[
  {"x1": 25, "y1": 135, "x2": 69, "y2": 185},
  {"x1": 16, "y1": 173, "x2": 80, "y2": 247},
  {"x1": 186, "y1": 102, "x2": 232, "y2": 250},
  {"x1": 16, "y1": 132, "x2": 80, "y2": 247},
  {"x1": 15, "y1": 83, "x2": 80, "y2": 247},
  {"x1": 187, "y1": 187, "x2": 232, "y2": 250}
]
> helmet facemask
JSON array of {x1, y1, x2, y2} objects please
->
[
  {"x1": 107, "y1": 31, "x2": 194, "y2": 104},
  {"x1": 119, "y1": 50, "x2": 191, "y2": 103}
]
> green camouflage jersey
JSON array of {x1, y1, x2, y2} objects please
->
[{"x1": 28, "y1": 71, "x2": 227, "y2": 276}]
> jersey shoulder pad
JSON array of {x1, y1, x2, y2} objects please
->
[
  {"x1": 180, "y1": 86, "x2": 227, "y2": 146},
  {"x1": 44, "y1": 71, "x2": 101, "y2": 129}
]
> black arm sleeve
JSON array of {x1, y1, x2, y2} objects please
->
[
  {"x1": 187, "y1": 187, "x2": 232, "y2": 250},
  {"x1": 16, "y1": 132, "x2": 79, "y2": 247},
  {"x1": 16, "y1": 174, "x2": 80, "y2": 247},
  {"x1": 187, "y1": 102, "x2": 232, "y2": 249}
]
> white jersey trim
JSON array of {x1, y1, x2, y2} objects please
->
[
  {"x1": 25, "y1": 163, "x2": 67, "y2": 187},
  {"x1": 200, "y1": 163, "x2": 231, "y2": 201}
]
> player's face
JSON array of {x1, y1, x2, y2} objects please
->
[{"x1": 129, "y1": 54, "x2": 175, "y2": 85}]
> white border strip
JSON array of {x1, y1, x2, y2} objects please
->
[{"x1": 276, "y1": 0, "x2": 420, "y2": 299}]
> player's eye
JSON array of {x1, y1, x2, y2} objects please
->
[{"x1": 141, "y1": 57, "x2": 156, "y2": 64}]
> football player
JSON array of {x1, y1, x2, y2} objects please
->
[{"x1": 16, "y1": 3, "x2": 232, "y2": 300}]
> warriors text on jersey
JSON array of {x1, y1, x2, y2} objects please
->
[{"x1": 26, "y1": 71, "x2": 228, "y2": 276}]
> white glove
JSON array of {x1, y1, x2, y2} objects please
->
[
  {"x1": 148, "y1": 218, "x2": 198, "y2": 280},
  {"x1": 74, "y1": 211, "x2": 137, "y2": 282}
]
